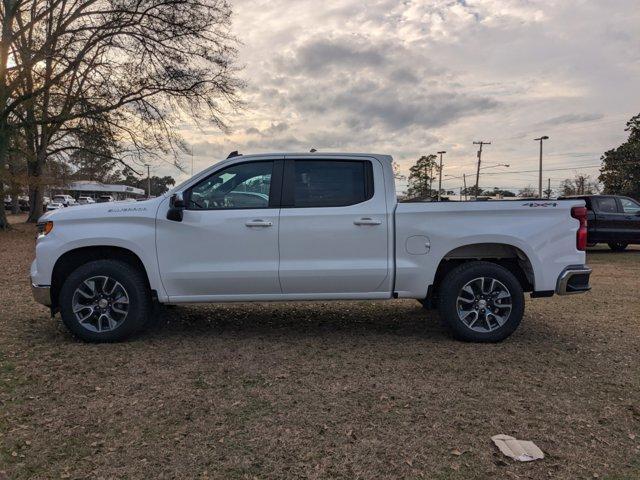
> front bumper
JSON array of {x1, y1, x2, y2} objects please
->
[
  {"x1": 31, "y1": 280, "x2": 52, "y2": 306},
  {"x1": 556, "y1": 265, "x2": 592, "y2": 295}
]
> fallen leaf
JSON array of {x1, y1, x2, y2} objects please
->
[{"x1": 451, "y1": 449, "x2": 463, "y2": 456}]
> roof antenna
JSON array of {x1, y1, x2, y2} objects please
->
[
  {"x1": 309, "y1": 148, "x2": 317, "y2": 153},
  {"x1": 226, "y1": 150, "x2": 242, "y2": 159}
]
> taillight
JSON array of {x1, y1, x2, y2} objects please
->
[{"x1": 571, "y1": 206, "x2": 587, "y2": 251}]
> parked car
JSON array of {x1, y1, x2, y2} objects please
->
[
  {"x1": 77, "y1": 196, "x2": 95, "y2": 205},
  {"x1": 31, "y1": 152, "x2": 591, "y2": 343},
  {"x1": 96, "y1": 195, "x2": 114, "y2": 203},
  {"x1": 46, "y1": 202, "x2": 64, "y2": 211},
  {"x1": 559, "y1": 194, "x2": 640, "y2": 251},
  {"x1": 18, "y1": 197, "x2": 30, "y2": 212},
  {"x1": 3, "y1": 196, "x2": 27, "y2": 211},
  {"x1": 51, "y1": 194, "x2": 77, "y2": 207}
]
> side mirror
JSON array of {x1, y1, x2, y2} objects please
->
[{"x1": 167, "y1": 193, "x2": 185, "y2": 222}]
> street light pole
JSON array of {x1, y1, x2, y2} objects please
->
[
  {"x1": 534, "y1": 136, "x2": 549, "y2": 198},
  {"x1": 473, "y1": 141, "x2": 490, "y2": 199},
  {"x1": 437, "y1": 151, "x2": 446, "y2": 201}
]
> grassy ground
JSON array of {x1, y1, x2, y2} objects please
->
[{"x1": 1, "y1": 214, "x2": 639, "y2": 479}]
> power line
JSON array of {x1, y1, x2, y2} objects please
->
[{"x1": 442, "y1": 161, "x2": 639, "y2": 181}]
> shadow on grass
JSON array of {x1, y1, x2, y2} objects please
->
[{"x1": 142, "y1": 302, "x2": 452, "y2": 341}]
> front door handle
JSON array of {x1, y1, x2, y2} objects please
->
[
  {"x1": 245, "y1": 219, "x2": 273, "y2": 227},
  {"x1": 354, "y1": 217, "x2": 382, "y2": 226}
]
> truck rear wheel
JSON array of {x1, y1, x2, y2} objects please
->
[
  {"x1": 59, "y1": 260, "x2": 151, "y2": 342},
  {"x1": 438, "y1": 261, "x2": 524, "y2": 342},
  {"x1": 608, "y1": 242, "x2": 628, "y2": 252}
]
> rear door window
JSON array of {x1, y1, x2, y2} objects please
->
[
  {"x1": 287, "y1": 160, "x2": 373, "y2": 208},
  {"x1": 596, "y1": 197, "x2": 618, "y2": 213}
]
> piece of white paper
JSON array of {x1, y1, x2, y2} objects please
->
[{"x1": 491, "y1": 434, "x2": 545, "y2": 462}]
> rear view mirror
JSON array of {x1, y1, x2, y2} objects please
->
[{"x1": 167, "y1": 193, "x2": 185, "y2": 222}]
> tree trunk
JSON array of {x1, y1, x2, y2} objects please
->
[
  {"x1": 0, "y1": 183, "x2": 9, "y2": 230},
  {"x1": 11, "y1": 195, "x2": 19, "y2": 214},
  {"x1": 0, "y1": 125, "x2": 10, "y2": 230},
  {"x1": 27, "y1": 154, "x2": 45, "y2": 223}
]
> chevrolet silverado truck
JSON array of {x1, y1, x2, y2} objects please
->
[{"x1": 31, "y1": 152, "x2": 592, "y2": 343}]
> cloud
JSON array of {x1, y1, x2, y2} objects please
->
[
  {"x1": 536, "y1": 113, "x2": 604, "y2": 127},
  {"x1": 165, "y1": 0, "x2": 640, "y2": 195},
  {"x1": 285, "y1": 37, "x2": 385, "y2": 73}
]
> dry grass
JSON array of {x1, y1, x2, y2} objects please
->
[{"x1": 1, "y1": 215, "x2": 639, "y2": 479}]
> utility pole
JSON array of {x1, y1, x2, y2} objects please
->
[
  {"x1": 473, "y1": 141, "x2": 491, "y2": 199},
  {"x1": 191, "y1": 148, "x2": 194, "y2": 177},
  {"x1": 437, "y1": 151, "x2": 446, "y2": 201},
  {"x1": 463, "y1": 174, "x2": 468, "y2": 201},
  {"x1": 534, "y1": 136, "x2": 549, "y2": 198},
  {"x1": 146, "y1": 164, "x2": 151, "y2": 198}
]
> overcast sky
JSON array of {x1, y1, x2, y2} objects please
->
[{"x1": 172, "y1": 0, "x2": 640, "y2": 194}]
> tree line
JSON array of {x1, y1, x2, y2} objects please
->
[{"x1": 0, "y1": 0, "x2": 242, "y2": 229}]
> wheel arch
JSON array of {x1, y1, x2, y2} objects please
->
[
  {"x1": 51, "y1": 246, "x2": 152, "y2": 311},
  {"x1": 426, "y1": 242, "x2": 535, "y2": 306}
]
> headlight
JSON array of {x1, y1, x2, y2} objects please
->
[{"x1": 36, "y1": 221, "x2": 54, "y2": 237}]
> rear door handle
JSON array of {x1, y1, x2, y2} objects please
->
[
  {"x1": 245, "y1": 219, "x2": 273, "y2": 227},
  {"x1": 354, "y1": 217, "x2": 382, "y2": 226}
]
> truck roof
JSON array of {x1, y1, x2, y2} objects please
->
[{"x1": 227, "y1": 152, "x2": 393, "y2": 163}]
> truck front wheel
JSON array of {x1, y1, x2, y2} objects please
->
[
  {"x1": 59, "y1": 260, "x2": 151, "y2": 342},
  {"x1": 438, "y1": 261, "x2": 524, "y2": 342}
]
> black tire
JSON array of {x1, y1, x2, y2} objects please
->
[
  {"x1": 59, "y1": 260, "x2": 151, "y2": 342},
  {"x1": 438, "y1": 261, "x2": 524, "y2": 342},
  {"x1": 608, "y1": 242, "x2": 628, "y2": 252}
]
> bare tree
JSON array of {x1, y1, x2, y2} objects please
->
[
  {"x1": 518, "y1": 185, "x2": 537, "y2": 198},
  {"x1": 559, "y1": 174, "x2": 600, "y2": 196},
  {"x1": 0, "y1": 0, "x2": 241, "y2": 228}
]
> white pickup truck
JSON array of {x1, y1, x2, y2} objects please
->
[{"x1": 31, "y1": 152, "x2": 591, "y2": 343}]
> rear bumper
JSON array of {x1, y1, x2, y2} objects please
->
[
  {"x1": 31, "y1": 279, "x2": 51, "y2": 306},
  {"x1": 556, "y1": 265, "x2": 592, "y2": 295}
]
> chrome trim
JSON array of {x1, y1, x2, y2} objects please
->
[
  {"x1": 556, "y1": 266, "x2": 592, "y2": 295},
  {"x1": 31, "y1": 281, "x2": 52, "y2": 306}
]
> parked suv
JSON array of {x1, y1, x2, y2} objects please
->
[{"x1": 559, "y1": 195, "x2": 640, "y2": 251}]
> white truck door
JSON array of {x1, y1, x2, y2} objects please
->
[
  {"x1": 156, "y1": 159, "x2": 283, "y2": 299},
  {"x1": 278, "y1": 157, "x2": 390, "y2": 294}
]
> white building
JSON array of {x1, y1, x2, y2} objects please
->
[{"x1": 63, "y1": 181, "x2": 145, "y2": 200}]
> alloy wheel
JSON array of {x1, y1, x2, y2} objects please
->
[
  {"x1": 456, "y1": 277, "x2": 512, "y2": 333},
  {"x1": 71, "y1": 276, "x2": 130, "y2": 333}
]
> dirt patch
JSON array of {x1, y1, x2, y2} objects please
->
[{"x1": 1, "y1": 220, "x2": 639, "y2": 479}]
